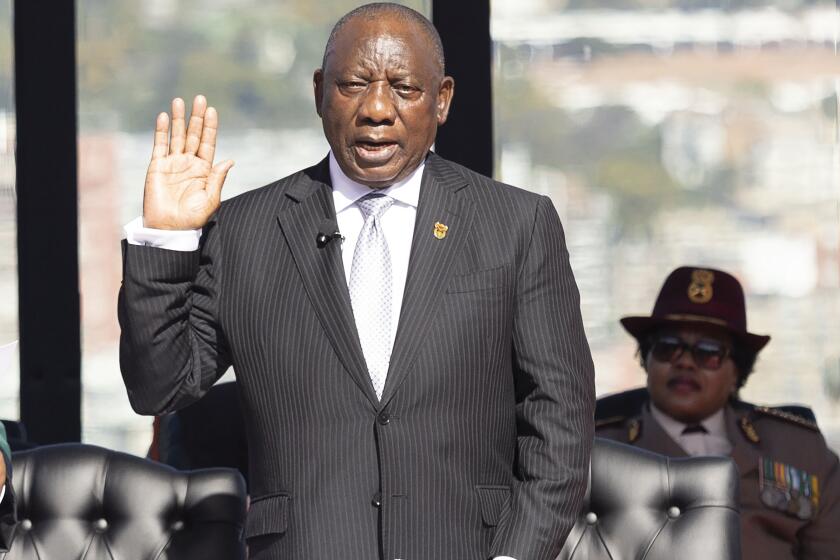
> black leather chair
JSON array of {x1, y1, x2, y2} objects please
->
[
  {"x1": 558, "y1": 437, "x2": 740, "y2": 559},
  {"x1": 2, "y1": 444, "x2": 247, "y2": 559},
  {"x1": 0, "y1": 421, "x2": 36, "y2": 452}
]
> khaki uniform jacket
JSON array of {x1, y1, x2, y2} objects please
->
[{"x1": 597, "y1": 398, "x2": 840, "y2": 560}]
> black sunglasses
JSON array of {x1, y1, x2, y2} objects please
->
[{"x1": 649, "y1": 335, "x2": 730, "y2": 370}]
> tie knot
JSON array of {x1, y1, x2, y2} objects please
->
[
  {"x1": 356, "y1": 193, "x2": 394, "y2": 220},
  {"x1": 682, "y1": 424, "x2": 708, "y2": 435}
]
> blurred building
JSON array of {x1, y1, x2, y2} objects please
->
[{"x1": 492, "y1": 1, "x2": 840, "y2": 448}]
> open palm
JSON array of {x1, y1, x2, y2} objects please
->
[{"x1": 143, "y1": 96, "x2": 234, "y2": 230}]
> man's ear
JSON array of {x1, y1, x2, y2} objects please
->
[
  {"x1": 436, "y1": 76, "x2": 455, "y2": 126},
  {"x1": 313, "y1": 69, "x2": 325, "y2": 118}
]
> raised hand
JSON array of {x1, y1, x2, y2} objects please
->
[{"x1": 142, "y1": 96, "x2": 235, "y2": 230}]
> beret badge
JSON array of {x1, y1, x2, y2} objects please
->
[{"x1": 687, "y1": 269, "x2": 715, "y2": 304}]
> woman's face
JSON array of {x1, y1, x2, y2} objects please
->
[{"x1": 645, "y1": 325, "x2": 740, "y2": 424}]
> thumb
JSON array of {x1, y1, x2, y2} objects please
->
[{"x1": 207, "y1": 160, "x2": 235, "y2": 206}]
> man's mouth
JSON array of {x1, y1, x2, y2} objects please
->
[{"x1": 353, "y1": 140, "x2": 399, "y2": 164}]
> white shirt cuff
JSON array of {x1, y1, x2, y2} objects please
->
[
  {"x1": 0, "y1": 484, "x2": 5, "y2": 504},
  {"x1": 493, "y1": 557, "x2": 517, "y2": 559},
  {"x1": 123, "y1": 216, "x2": 202, "y2": 252}
]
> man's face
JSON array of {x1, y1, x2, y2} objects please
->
[
  {"x1": 645, "y1": 325, "x2": 739, "y2": 424},
  {"x1": 313, "y1": 16, "x2": 454, "y2": 188}
]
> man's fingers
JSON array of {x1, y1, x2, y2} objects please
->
[
  {"x1": 206, "y1": 160, "x2": 235, "y2": 205},
  {"x1": 169, "y1": 97, "x2": 187, "y2": 155},
  {"x1": 197, "y1": 106, "x2": 219, "y2": 163},
  {"x1": 151, "y1": 112, "x2": 170, "y2": 160},
  {"x1": 184, "y1": 95, "x2": 207, "y2": 155}
]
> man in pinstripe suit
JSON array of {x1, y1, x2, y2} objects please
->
[{"x1": 118, "y1": 4, "x2": 595, "y2": 559}]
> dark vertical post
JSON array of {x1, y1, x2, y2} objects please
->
[
  {"x1": 14, "y1": 0, "x2": 81, "y2": 443},
  {"x1": 432, "y1": 0, "x2": 493, "y2": 177}
]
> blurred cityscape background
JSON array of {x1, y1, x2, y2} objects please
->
[{"x1": 0, "y1": 0, "x2": 839, "y2": 454}]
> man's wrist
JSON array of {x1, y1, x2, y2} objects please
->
[{"x1": 123, "y1": 216, "x2": 202, "y2": 251}]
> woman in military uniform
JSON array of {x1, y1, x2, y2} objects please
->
[{"x1": 596, "y1": 266, "x2": 840, "y2": 559}]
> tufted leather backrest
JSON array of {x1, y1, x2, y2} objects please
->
[
  {"x1": 3, "y1": 444, "x2": 247, "y2": 560},
  {"x1": 558, "y1": 438, "x2": 740, "y2": 560}
]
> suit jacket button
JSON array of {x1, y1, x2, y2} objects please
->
[
  {"x1": 372, "y1": 492, "x2": 382, "y2": 507},
  {"x1": 377, "y1": 412, "x2": 391, "y2": 425}
]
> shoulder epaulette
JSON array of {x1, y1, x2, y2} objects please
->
[
  {"x1": 594, "y1": 415, "x2": 641, "y2": 442},
  {"x1": 595, "y1": 416, "x2": 626, "y2": 429},
  {"x1": 627, "y1": 418, "x2": 641, "y2": 442},
  {"x1": 753, "y1": 406, "x2": 819, "y2": 432}
]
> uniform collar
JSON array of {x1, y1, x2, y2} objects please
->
[
  {"x1": 638, "y1": 404, "x2": 688, "y2": 457},
  {"x1": 329, "y1": 151, "x2": 423, "y2": 214},
  {"x1": 650, "y1": 403, "x2": 727, "y2": 441}
]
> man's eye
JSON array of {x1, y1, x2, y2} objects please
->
[
  {"x1": 341, "y1": 81, "x2": 366, "y2": 91},
  {"x1": 393, "y1": 84, "x2": 417, "y2": 94}
]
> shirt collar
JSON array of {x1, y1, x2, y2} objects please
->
[
  {"x1": 329, "y1": 151, "x2": 423, "y2": 214},
  {"x1": 649, "y1": 402, "x2": 726, "y2": 441}
]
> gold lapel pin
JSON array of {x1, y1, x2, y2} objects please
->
[{"x1": 433, "y1": 222, "x2": 449, "y2": 240}]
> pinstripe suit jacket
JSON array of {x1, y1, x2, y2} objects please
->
[{"x1": 118, "y1": 153, "x2": 595, "y2": 560}]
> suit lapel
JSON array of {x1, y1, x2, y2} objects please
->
[
  {"x1": 380, "y1": 154, "x2": 474, "y2": 406},
  {"x1": 277, "y1": 158, "x2": 379, "y2": 408}
]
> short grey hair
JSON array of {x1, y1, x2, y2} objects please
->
[{"x1": 321, "y1": 3, "x2": 445, "y2": 76}]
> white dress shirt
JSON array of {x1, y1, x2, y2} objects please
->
[
  {"x1": 650, "y1": 403, "x2": 732, "y2": 457},
  {"x1": 124, "y1": 156, "x2": 518, "y2": 560},
  {"x1": 329, "y1": 152, "x2": 420, "y2": 352}
]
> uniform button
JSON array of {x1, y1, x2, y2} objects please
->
[
  {"x1": 20, "y1": 519, "x2": 32, "y2": 531},
  {"x1": 372, "y1": 492, "x2": 382, "y2": 507},
  {"x1": 667, "y1": 506, "x2": 681, "y2": 519},
  {"x1": 377, "y1": 412, "x2": 390, "y2": 425},
  {"x1": 585, "y1": 512, "x2": 598, "y2": 525},
  {"x1": 94, "y1": 518, "x2": 108, "y2": 531}
]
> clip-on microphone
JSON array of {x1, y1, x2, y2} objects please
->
[{"x1": 316, "y1": 219, "x2": 344, "y2": 248}]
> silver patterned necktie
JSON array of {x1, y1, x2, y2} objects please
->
[{"x1": 348, "y1": 193, "x2": 395, "y2": 400}]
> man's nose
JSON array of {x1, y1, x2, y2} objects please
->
[{"x1": 358, "y1": 82, "x2": 396, "y2": 124}]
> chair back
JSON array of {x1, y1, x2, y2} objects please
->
[
  {"x1": 3, "y1": 443, "x2": 246, "y2": 560},
  {"x1": 558, "y1": 437, "x2": 740, "y2": 560}
]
